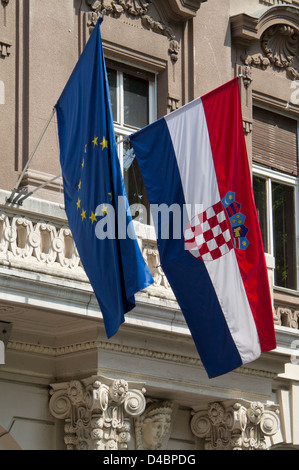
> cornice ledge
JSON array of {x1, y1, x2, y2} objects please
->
[
  {"x1": 161, "y1": 0, "x2": 207, "y2": 21},
  {"x1": 231, "y1": 5, "x2": 299, "y2": 46},
  {"x1": 6, "y1": 339, "x2": 280, "y2": 379}
]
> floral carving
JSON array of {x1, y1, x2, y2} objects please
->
[
  {"x1": 49, "y1": 376, "x2": 146, "y2": 450},
  {"x1": 191, "y1": 400, "x2": 280, "y2": 450},
  {"x1": 86, "y1": 0, "x2": 150, "y2": 17},
  {"x1": 86, "y1": 0, "x2": 180, "y2": 63}
]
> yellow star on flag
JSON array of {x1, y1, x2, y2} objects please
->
[
  {"x1": 92, "y1": 136, "x2": 99, "y2": 147},
  {"x1": 81, "y1": 209, "x2": 86, "y2": 221},
  {"x1": 89, "y1": 211, "x2": 97, "y2": 225},
  {"x1": 101, "y1": 137, "x2": 108, "y2": 150},
  {"x1": 76, "y1": 198, "x2": 81, "y2": 210},
  {"x1": 102, "y1": 204, "x2": 108, "y2": 216},
  {"x1": 78, "y1": 180, "x2": 82, "y2": 190},
  {"x1": 82, "y1": 158, "x2": 85, "y2": 168}
]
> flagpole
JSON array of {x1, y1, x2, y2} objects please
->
[{"x1": 7, "y1": 107, "x2": 56, "y2": 204}]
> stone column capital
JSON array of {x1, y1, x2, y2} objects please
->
[
  {"x1": 49, "y1": 375, "x2": 146, "y2": 450},
  {"x1": 191, "y1": 399, "x2": 280, "y2": 450}
]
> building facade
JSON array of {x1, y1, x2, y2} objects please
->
[{"x1": 0, "y1": 0, "x2": 298, "y2": 451}]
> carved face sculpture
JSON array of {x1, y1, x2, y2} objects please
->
[{"x1": 141, "y1": 414, "x2": 171, "y2": 449}]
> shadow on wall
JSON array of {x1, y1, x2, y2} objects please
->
[{"x1": 0, "y1": 426, "x2": 22, "y2": 450}]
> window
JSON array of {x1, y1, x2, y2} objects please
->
[
  {"x1": 252, "y1": 106, "x2": 299, "y2": 291},
  {"x1": 253, "y1": 167, "x2": 298, "y2": 290},
  {"x1": 107, "y1": 61, "x2": 156, "y2": 224}
]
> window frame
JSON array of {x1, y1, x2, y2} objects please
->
[
  {"x1": 107, "y1": 63, "x2": 157, "y2": 167},
  {"x1": 253, "y1": 162, "x2": 299, "y2": 292},
  {"x1": 107, "y1": 61, "x2": 157, "y2": 226}
]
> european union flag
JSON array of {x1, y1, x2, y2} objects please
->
[{"x1": 55, "y1": 18, "x2": 153, "y2": 338}]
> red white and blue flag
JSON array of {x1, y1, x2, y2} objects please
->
[{"x1": 130, "y1": 78, "x2": 276, "y2": 378}]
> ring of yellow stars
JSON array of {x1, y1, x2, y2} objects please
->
[
  {"x1": 81, "y1": 209, "x2": 86, "y2": 221},
  {"x1": 100, "y1": 137, "x2": 108, "y2": 150},
  {"x1": 89, "y1": 211, "x2": 97, "y2": 224},
  {"x1": 92, "y1": 136, "x2": 99, "y2": 147},
  {"x1": 102, "y1": 204, "x2": 108, "y2": 216},
  {"x1": 76, "y1": 198, "x2": 81, "y2": 209}
]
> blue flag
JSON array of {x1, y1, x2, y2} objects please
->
[{"x1": 55, "y1": 18, "x2": 153, "y2": 338}]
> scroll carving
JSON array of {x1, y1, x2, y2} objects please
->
[
  {"x1": 86, "y1": 0, "x2": 180, "y2": 63},
  {"x1": 49, "y1": 376, "x2": 146, "y2": 450},
  {"x1": 191, "y1": 400, "x2": 280, "y2": 450}
]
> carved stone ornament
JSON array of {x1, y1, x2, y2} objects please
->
[
  {"x1": 274, "y1": 306, "x2": 299, "y2": 329},
  {"x1": 86, "y1": 0, "x2": 180, "y2": 63},
  {"x1": 191, "y1": 400, "x2": 280, "y2": 450},
  {"x1": 0, "y1": 208, "x2": 173, "y2": 293},
  {"x1": 87, "y1": 0, "x2": 150, "y2": 17},
  {"x1": 0, "y1": 40, "x2": 11, "y2": 58},
  {"x1": 134, "y1": 399, "x2": 174, "y2": 450},
  {"x1": 242, "y1": 24, "x2": 299, "y2": 80},
  {"x1": 49, "y1": 376, "x2": 146, "y2": 450}
]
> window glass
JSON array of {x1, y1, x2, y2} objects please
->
[
  {"x1": 107, "y1": 65, "x2": 155, "y2": 224},
  {"x1": 107, "y1": 68, "x2": 117, "y2": 121},
  {"x1": 253, "y1": 169, "x2": 298, "y2": 290},
  {"x1": 124, "y1": 73, "x2": 149, "y2": 128},
  {"x1": 253, "y1": 175, "x2": 268, "y2": 252},
  {"x1": 272, "y1": 182, "x2": 296, "y2": 289}
]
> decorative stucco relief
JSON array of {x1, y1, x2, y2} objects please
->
[
  {"x1": 274, "y1": 306, "x2": 299, "y2": 329},
  {"x1": 0, "y1": 208, "x2": 172, "y2": 293},
  {"x1": 259, "y1": 0, "x2": 294, "y2": 5},
  {"x1": 135, "y1": 399, "x2": 174, "y2": 449},
  {"x1": 49, "y1": 376, "x2": 146, "y2": 450},
  {"x1": 86, "y1": 0, "x2": 180, "y2": 63},
  {"x1": 191, "y1": 400, "x2": 280, "y2": 450},
  {"x1": 242, "y1": 24, "x2": 299, "y2": 80},
  {"x1": 87, "y1": 0, "x2": 150, "y2": 16}
]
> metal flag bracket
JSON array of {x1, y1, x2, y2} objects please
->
[
  {"x1": 5, "y1": 105, "x2": 132, "y2": 206},
  {"x1": 6, "y1": 107, "x2": 57, "y2": 205}
]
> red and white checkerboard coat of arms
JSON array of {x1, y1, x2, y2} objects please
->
[{"x1": 184, "y1": 200, "x2": 234, "y2": 261}]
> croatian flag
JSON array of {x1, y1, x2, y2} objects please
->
[{"x1": 130, "y1": 78, "x2": 276, "y2": 378}]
